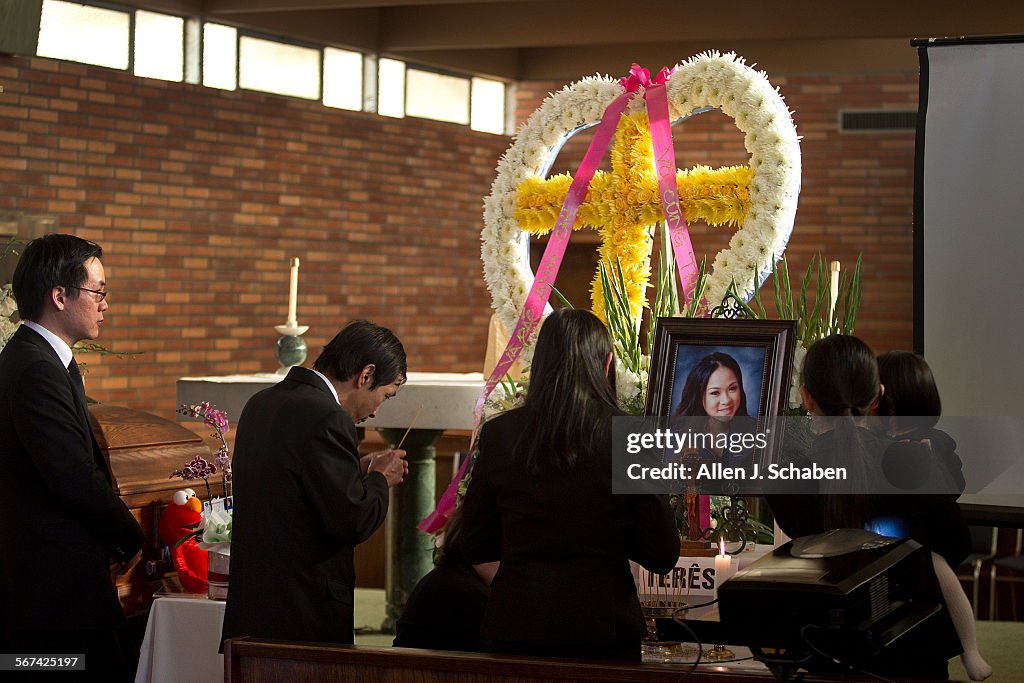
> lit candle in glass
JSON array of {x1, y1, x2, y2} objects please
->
[
  {"x1": 287, "y1": 257, "x2": 300, "y2": 325},
  {"x1": 714, "y1": 538, "x2": 731, "y2": 591},
  {"x1": 708, "y1": 538, "x2": 737, "y2": 661}
]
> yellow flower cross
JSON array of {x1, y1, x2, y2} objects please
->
[{"x1": 514, "y1": 112, "x2": 753, "y2": 322}]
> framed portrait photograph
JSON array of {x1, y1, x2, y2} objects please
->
[
  {"x1": 645, "y1": 318, "x2": 797, "y2": 421},
  {"x1": 641, "y1": 318, "x2": 797, "y2": 548}
]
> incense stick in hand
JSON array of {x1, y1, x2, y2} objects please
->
[{"x1": 394, "y1": 405, "x2": 423, "y2": 451}]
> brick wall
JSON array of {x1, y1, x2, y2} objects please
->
[
  {"x1": 515, "y1": 72, "x2": 920, "y2": 354},
  {"x1": 1, "y1": 56, "x2": 919, "y2": 421},
  {"x1": 0, "y1": 56, "x2": 508, "y2": 419}
]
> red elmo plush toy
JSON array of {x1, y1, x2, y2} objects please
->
[{"x1": 159, "y1": 488, "x2": 208, "y2": 594}]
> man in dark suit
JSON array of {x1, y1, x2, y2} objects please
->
[
  {"x1": 222, "y1": 320, "x2": 408, "y2": 646},
  {"x1": 0, "y1": 234, "x2": 145, "y2": 680}
]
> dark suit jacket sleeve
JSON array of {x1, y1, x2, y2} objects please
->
[
  {"x1": 11, "y1": 358, "x2": 142, "y2": 559},
  {"x1": 301, "y1": 411, "x2": 389, "y2": 545},
  {"x1": 624, "y1": 494, "x2": 679, "y2": 575},
  {"x1": 460, "y1": 433, "x2": 502, "y2": 565}
]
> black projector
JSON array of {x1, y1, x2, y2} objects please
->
[{"x1": 717, "y1": 530, "x2": 942, "y2": 662}]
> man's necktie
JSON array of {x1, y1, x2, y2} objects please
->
[{"x1": 68, "y1": 357, "x2": 86, "y2": 404}]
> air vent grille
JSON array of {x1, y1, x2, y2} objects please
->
[
  {"x1": 868, "y1": 575, "x2": 895, "y2": 622},
  {"x1": 840, "y1": 110, "x2": 917, "y2": 132}
]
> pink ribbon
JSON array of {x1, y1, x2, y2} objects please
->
[
  {"x1": 619, "y1": 63, "x2": 674, "y2": 91},
  {"x1": 644, "y1": 77, "x2": 702, "y2": 308},
  {"x1": 419, "y1": 65, "x2": 702, "y2": 533}
]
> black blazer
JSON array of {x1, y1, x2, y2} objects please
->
[
  {"x1": 461, "y1": 408, "x2": 679, "y2": 649},
  {"x1": 221, "y1": 366, "x2": 390, "y2": 645},
  {"x1": 0, "y1": 325, "x2": 143, "y2": 631}
]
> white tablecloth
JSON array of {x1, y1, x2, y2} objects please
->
[{"x1": 135, "y1": 597, "x2": 225, "y2": 683}]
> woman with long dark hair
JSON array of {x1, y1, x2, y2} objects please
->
[{"x1": 461, "y1": 308, "x2": 679, "y2": 662}]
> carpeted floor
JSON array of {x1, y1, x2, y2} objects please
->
[
  {"x1": 948, "y1": 620, "x2": 1024, "y2": 683},
  {"x1": 353, "y1": 588, "x2": 1024, "y2": 682},
  {"x1": 353, "y1": 588, "x2": 393, "y2": 648}
]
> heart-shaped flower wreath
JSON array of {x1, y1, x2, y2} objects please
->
[{"x1": 481, "y1": 52, "x2": 801, "y2": 362}]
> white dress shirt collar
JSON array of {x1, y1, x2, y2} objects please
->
[
  {"x1": 310, "y1": 368, "x2": 340, "y2": 405},
  {"x1": 23, "y1": 320, "x2": 74, "y2": 369}
]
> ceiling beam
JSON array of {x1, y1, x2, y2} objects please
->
[
  {"x1": 388, "y1": 48, "x2": 520, "y2": 80},
  {"x1": 378, "y1": 0, "x2": 1024, "y2": 51},
  {"x1": 218, "y1": 9, "x2": 381, "y2": 52},
  {"x1": 122, "y1": 0, "x2": 204, "y2": 14},
  {"x1": 515, "y1": 39, "x2": 920, "y2": 82},
  {"x1": 204, "y1": 0, "x2": 509, "y2": 13}
]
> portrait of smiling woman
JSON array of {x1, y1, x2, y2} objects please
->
[
  {"x1": 673, "y1": 351, "x2": 749, "y2": 418},
  {"x1": 671, "y1": 346, "x2": 766, "y2": 419}
]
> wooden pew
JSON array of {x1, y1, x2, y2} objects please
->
[{"x1": 224, "y1": 639, "x2": 804, "y2": 682}]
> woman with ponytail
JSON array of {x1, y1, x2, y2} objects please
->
[{"x1": 787, "y1": 334, "x2": 887, "y2": 532}]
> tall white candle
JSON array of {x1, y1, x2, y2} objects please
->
[
  {"x1": 287, "y1": 257, "x2": 300, "y2": 325},
  {"x1": 828, "y1": 260, "x2": 841, "y2": 326}
]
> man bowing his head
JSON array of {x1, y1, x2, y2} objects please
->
[{"x1": 222, "y1": 320, "x2": 408, "y2": 646}]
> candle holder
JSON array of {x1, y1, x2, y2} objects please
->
[
  {"x1": 274, "y1": 323, "x2": 310, "y2": 373},
  {"x1": 641, "y1": 605, "x2": 698, "y2": 662},
  {"x1": 703, "y1": 644, "x2": 735, "y2": 661}
]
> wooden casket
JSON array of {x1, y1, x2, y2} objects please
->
[{"x1": 88, "y1": 403, "x2": 223, "y2": 616}]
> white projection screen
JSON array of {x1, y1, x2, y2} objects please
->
[{"x1": 915, "y1": 36, "x2": 1024, "y2": 520}]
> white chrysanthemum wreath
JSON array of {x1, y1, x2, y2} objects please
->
[{"x1": 481, "y1": 51, "x2": 801, "y2": 362}]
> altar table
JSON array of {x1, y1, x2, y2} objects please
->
[
  {"x1": 134, "y1": 596, "x2": 225, "y2": 683},
  {"x1": 176, "y1": 371, "x2": 483, "y2": 431}
]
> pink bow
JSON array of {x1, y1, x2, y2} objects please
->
[{"x1": 619, "y1": 63, "x2": 676, "y2": 92}]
